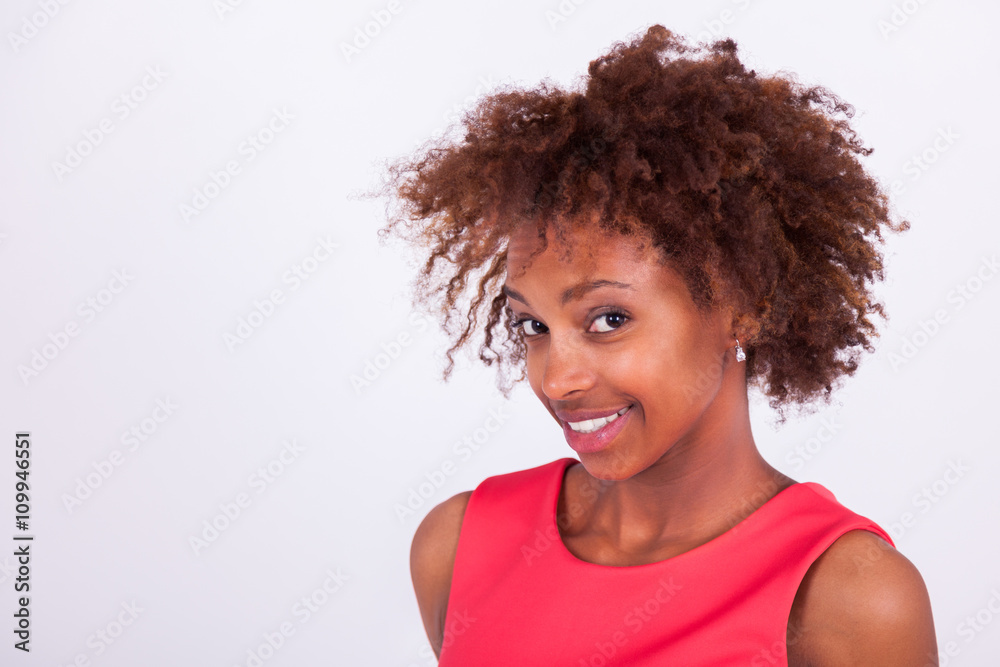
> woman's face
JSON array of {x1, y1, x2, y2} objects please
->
[{"x1": 503, "y1": 222, "x2": 741, "y2": 480}]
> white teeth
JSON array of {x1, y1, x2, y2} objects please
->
[{"x1": 567, "y1": 406, "x2": 630, "y2": 434}]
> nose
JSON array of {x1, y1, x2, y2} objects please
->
[{"x1": 539, "y1": 333, "x2": 597, "y2": 400}]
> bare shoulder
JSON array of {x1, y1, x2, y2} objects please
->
[
  {"x1": 787, "y1": 529, "x2": 937, "y2": 666},
  {"x1": 409, "y1": 491, "x2": 473, "y2": 659}
]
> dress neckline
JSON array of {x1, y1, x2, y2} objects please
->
[{"x1": 550, "y1": 457, "x2": 808, "y2": 570}]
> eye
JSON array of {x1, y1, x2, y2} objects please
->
[
  {"x1": 511, "y1": 317, "x2": 547, "y2": 337},
  {"x1": 511, "y1": 309, "x2": 629, "y2": 338},
  {"x1": 590, "y1": 310, "x2": 629, "y2": 333}
]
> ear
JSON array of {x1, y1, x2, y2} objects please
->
[{"x1": 726, "y1": 308, "x2": 761, "y2": 347}]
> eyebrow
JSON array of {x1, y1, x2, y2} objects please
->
[{"x1": 502, "y1": 280, "x2": 635, "y2": 308}]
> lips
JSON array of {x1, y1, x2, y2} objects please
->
[
  {"x1": 563, "y1": 406, "x2": 631, "y2": 433},
  {"x1": 556, "y1": 404, "x2": 634, "y2": 454},
  {"x1": 554, "y1": 405, "x2": 633, "y2": 424}
]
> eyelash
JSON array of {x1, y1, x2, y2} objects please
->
[{"x1": 510, "y1": 309, "x2": 630, "y2": 338}]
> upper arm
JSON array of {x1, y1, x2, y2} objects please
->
[
  {"x1": 788, "y1": 529, "x2": 937, "y2": 666},
  {"x1": 409, "y1": 490, "x2": 472, "y2": 659}
]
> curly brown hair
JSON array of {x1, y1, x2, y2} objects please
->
[{"x1": 370, "y1": 24, "x2": 907, "y2": 419}]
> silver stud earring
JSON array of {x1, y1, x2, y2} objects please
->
[{"x1": 734, "y1": 337, "x2": 746, "y2": 362}]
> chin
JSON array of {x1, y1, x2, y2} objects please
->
[{"x1": 575, "y1": 450, "x2": 643, "y2": 482}]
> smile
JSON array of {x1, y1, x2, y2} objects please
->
[{"x1": 566, "y1": 406, "x2": 631, "y2": 434}]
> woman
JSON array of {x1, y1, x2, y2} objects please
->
[{"x1": 377, "y1": 25, "x2": 937, "y2": 665}]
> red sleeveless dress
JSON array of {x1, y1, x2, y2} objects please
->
[{"x1": 437, "y1": 457, "x2": 893, "y2": 666}]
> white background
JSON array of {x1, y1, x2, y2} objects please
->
[{"x1": 2, "y1": 0, "x2": 998, "y2": 665}]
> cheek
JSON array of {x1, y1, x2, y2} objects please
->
[
  {"x1": 627, "y1": 328, "x2": 723, "y2": 407},
  {"x1": 673, "y1": 343, "x2": 727, "y2": 410},
  {"x1": 523, "y1": 344, "x2": 545, "y2": 395},
  {"x1": 604, "y1": 346, "x2": 652, "y2": 384}
]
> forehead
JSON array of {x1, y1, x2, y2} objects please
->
[{"x1": 505, "y1": 221, "x2": 662, "y2": 279}]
